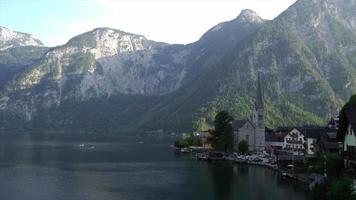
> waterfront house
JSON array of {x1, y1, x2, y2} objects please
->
[
  {"x1": 300, "y1": 127, "x2": 338, "y2": 157},
  {"x1": 283, "y1": 128, "x2": 306, "y2": 154},
  {"x1": 266, "y1": 126, "x2": 337, "y2": 158}
]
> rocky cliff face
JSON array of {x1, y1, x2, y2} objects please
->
[
  {"x1": 0, "y1": 10, "x2": 264, "y2": 123},
  {"x1": 0, "y1": 26, "x2": 43, "y2": 51},
  {"x1": 0, "y1": 0, "x2": 355, "y2": 133}
]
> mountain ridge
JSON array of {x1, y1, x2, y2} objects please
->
[
  {"x1": 0, "y1": 26, "x2": 44, "y2": 50},
  {"x1": 0, "y1": 0, "x2": 355, "y2": 134}
]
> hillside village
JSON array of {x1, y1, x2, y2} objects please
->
[{"x1": 175, "y1": 76, "x2": 356, "y2": 195}]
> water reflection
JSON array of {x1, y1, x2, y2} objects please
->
[
  {"x1": 0, "y1": 136, "x2": 308, "y2": 200},
  {"x1": 209, "y1": 162, "x2": 234, "y2": 200}
]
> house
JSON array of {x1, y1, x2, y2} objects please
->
[
  {"x1": 195, "y1": 130, "x2": 213, "y2": 149},
  {"x1": 283, "y1": 128, "x2": 306, "y2": 153},
  {"x1": 316, "y1": 129, "x2": 340, "y2": 154},
  {"x1": 266, "y1": 126, "x2": 337, "y2": 158},
  {"x1": 337, "y1": 101, "x2": 356, "y2": 170},
  {"x1": 300, "y1": 127, "x2": 338, "y2": 157},
  {"x1": 232, "y1": 75, "x2": 265, "y2": 152},
  {"x1": 265, "y1": 128, "x2": 287, "y2": 154}
]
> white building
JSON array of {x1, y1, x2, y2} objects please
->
[{"x1": 283, "y1": 128, "x2": 305, "y2": 152}]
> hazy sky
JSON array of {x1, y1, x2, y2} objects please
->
[{"x1": 0, "y1": 0, "x2": 297, "y2": 47}]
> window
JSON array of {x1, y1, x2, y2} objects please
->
[{"x1": 245, "y1": 135, "x2": 249, "y2": 142}]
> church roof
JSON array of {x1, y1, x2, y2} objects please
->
[
  {"x1": 232, "y1": 119, "x2": 253, "y2": 130},
  {"x1": 265, "y1": 131, "x2": 285, "y2": 142}
]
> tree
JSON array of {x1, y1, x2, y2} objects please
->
[
  {"x1": 186, "y1": 134, "x2": 202, "y2": 146},
  {"x1": 238, "y1": 140, "x2": 249, "y2": 154},
  {"x1": 326, "y1": 153, "x2": 344, "y2": 178},
  {"x1": 212, "y1": 111, "x2": 234, "y2": 152},
  {"x1": 175, "y1": 134, "x2": 202, "y2": 148},
  {"x1": 308, "y1": 153, "x2": 343, "y2": 178},
  {"x1": 337, "y1": 94, "x2": 356, "y2": 140},
  {"x1": 327, "y1": 177, "x2": 356, "y2": 200}
]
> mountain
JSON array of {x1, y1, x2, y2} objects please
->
[
  {"x1": 0, "y1": 27, "x2": 48, "y2": 90},
  {"x1": 0, "y1": 26, "x2": 44, "y2": 50},
  {"x1": 192, "y1": 0, "x2": 356, "y2": 129},
  {"x1": 0, "y1": 0, "x2": 355, "y2": 135}
]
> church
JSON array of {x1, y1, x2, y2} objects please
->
[{"x1": 232, "y1": 75, "x2": 265, "y2": 152}]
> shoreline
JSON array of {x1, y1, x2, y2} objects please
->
[
  {"x1": 196, "y1": 153, "x2": 312, "y2": 185},
  {"x1": 229, "y1": 158, "x2": 311, "y2": 185}
]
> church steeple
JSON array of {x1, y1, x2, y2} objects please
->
[
  {"x1": 255, "y1": 74, "x2": 264, "y2": 110},
  {"x1": 252, "y1": 73, "x2": 264, "y2": 129}
]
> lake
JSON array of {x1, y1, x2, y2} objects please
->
[{"x1": 0, "y1": 136, "x2": 308, "y2": 200}]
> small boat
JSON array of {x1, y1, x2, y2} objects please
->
[
  {"x1": 79, "y1": 143, "x2": 95, "y2": 150},
  {"x1": 180, "y1": 148, "x2": 193, "y2": 153},
  {"x1": 197, "y1": 153, "x2": 208, "y2": 161}
]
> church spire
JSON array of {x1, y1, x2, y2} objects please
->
[
  {"x1": 252, "y1": 73, "x2": 265, "y2": 152},
  {"x1": 255, "y1": 73, "x2": 264, "y2": 110}
]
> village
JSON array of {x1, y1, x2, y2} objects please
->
[{"x1": 174, "y1": 76, "x2": 356, "y2": 197}]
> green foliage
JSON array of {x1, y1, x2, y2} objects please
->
[
  {"x1": 211, "y1": 111, "x2": 234, "y2": 152},
  {"x1": 337, "y1": 94, "x2": 356, "y2": 140},
  {"x1": 327, "y1": 178, "x2": 356, "y2": 200},
  {"x1": 176, "y1": 134, "x2": 202, "y2": 148},
  {"x1": 308, "y1": 153, "x2": 344, "y2": 178},
  {"x1": 238, "y1": 140, "x2": 249, "y2": 154},
  {"x1": 66, "y1": 32, "x2": 97, "y2": 48},
  {"x1": 310, "y1": 176, "x2": 356, "y2": 200},
  {"x1": 308, "y1": 164, "x2": 324, "y2": 175},
  {"x1": 214, "y1": 111, "x2": 233, "y2": 135},
  {"x1": 192, "y1": 117, "x2": 211, "y2": 131},
  {"x1": 326, "y1": 154, "x2": 344, "y2": 178},
  {"x1": 0, "y1": 46, "x2": 48, "y2": 66}
]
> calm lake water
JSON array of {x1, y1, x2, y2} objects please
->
[{"x1": 0, "y1": 136, "x2": 308, "y2": 200}]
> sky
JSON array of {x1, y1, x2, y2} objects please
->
[{"x1": 0, "y1": 0, "x2": 297, "y2": 47}]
